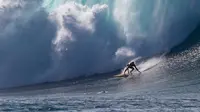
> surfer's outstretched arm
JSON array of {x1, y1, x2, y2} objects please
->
[{"x1": 134, "y1": 66, "x2": 141, "y2": 73}]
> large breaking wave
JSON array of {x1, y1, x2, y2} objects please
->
[{"x1": 0, "y1": 0, "x2": 200, "y2": 88}]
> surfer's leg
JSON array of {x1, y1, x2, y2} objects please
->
[
  {"x1": 127, "y1": 68, "x2": 130, "y2": 75},
  {"x1": 130, "y1": 67, "x2": 134, "y2": 74},
  {"x1": 124, "y1": 67, "x2": 128, "y2": 74},
  {"x1": 124, "y1": 67, "x2": 130, "y2": 75}
]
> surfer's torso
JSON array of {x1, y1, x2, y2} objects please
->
[{"x1": 128, "y1": 62, "x2": 136, "y2": 67}]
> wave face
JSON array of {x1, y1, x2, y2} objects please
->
[
  {"x1": 170, "y1": 23, "x2": 200, "y2": 53},
  {"x1": 0, "y1": 0, "x2": 200, "y2": 88}
]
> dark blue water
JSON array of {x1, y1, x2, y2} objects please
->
[{"x1": 1, "y1": 43, "x2": 200, "y2": 111}]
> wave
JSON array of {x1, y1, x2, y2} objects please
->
[
  {"x1": 170, "y1": 23, "x2": 200, "y2": 53},
  {"x1": 0, "y1": 0, "x2": 200, "y2": 88}
]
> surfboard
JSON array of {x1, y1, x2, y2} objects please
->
[{"x1": 115, "y1": 73, "x2": 129, "y2": 77}]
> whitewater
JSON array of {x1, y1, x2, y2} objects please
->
[{"x1": 1, "y1": 0, "x2": 200, "y2": 111}]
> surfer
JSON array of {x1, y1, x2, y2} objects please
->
[{"x1": 124, "y1": 61, "x2": 141, "y2": 75}]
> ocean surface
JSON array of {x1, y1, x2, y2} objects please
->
[{"x1": 1, "y1": 0, "x2": 200, "y2": 111}]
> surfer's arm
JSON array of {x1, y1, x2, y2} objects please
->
[{"x1": 134, "y1": 66, "x2": 141, "y2": 73}]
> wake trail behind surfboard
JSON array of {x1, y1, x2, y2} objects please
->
[{"x1": 137, "y1": 56, "x2": 165, "y2": 72}]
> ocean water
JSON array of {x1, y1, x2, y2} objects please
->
[
  {"x1": 0, "y1": 0, "x2": 200, "y2": 111},
  {"x1": 1, "y1": 45, "x2": 200, "y2": 111}
]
